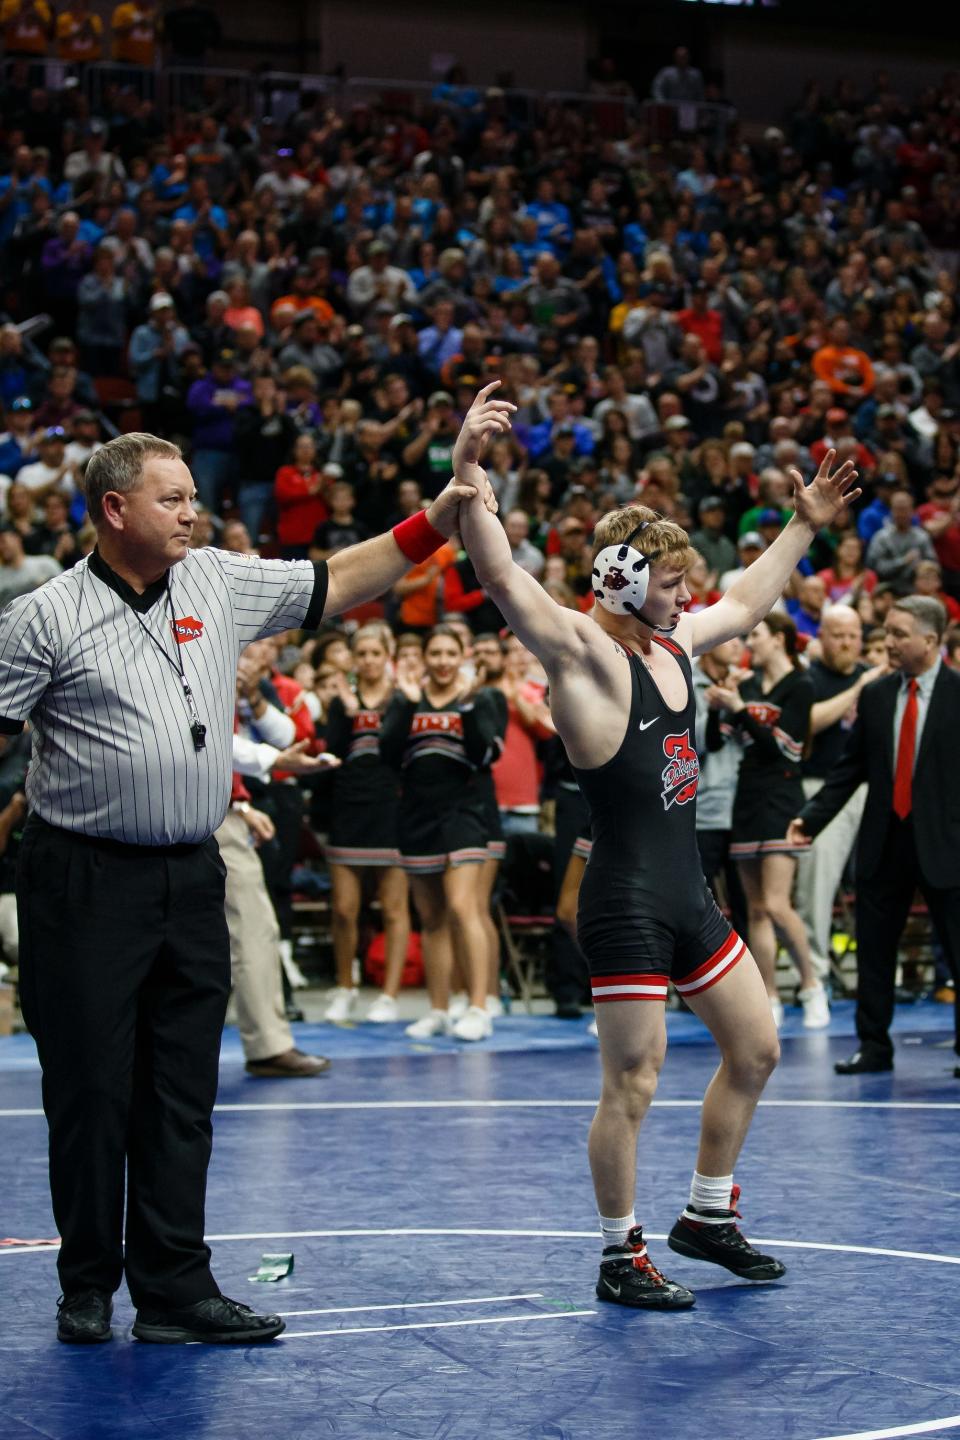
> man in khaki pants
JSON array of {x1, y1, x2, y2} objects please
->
[{"x1": 222, "y1": 730, "x2": 339, "y2": 1077}]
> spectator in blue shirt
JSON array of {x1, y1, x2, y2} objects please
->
[
  {"x1": 524, "y1": 177, "x2": 572, "y2": 251},
  {"x1": 173, "y1": 176, "x2": 228, "y2": 259},
  {"x1": 857, "y1": 472, "x2": 901, "y2": 546},
  {"x1": 127, "y1": 292, "x2": 192, "y2": 423},
  {"x1": 416, "y1": 298, "x2": 463, "y2": 375},
  {"x1": 0, "y1": 397, "x2": 38, "y2": 479}
]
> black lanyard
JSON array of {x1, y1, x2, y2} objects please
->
[{"x1": 133, "y1": 583, "x2": 207, "y2": 751}]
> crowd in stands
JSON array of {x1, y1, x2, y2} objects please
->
[{"x1": 1, "y1": 46, "x2": 960, "y2": 1023}]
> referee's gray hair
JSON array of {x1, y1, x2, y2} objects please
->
[
  {"x1": 83, "y1": 433, "x2": 182, "y2": 525},
  {"x1": 889, "y1": 594, "x2": 948, "y2": 641}
]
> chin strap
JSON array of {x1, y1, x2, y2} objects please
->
[{"x1": 623, "y1": 601, "x2": 678, "y2": 635}]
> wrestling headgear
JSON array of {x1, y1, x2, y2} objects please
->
[{"x1": 592, "y1": 519, "x2": 657, "y2": 618}]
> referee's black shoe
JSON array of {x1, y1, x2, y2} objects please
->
[
  {"x1": 596, "y1": 1226, "x2": 696, "y2": 1309},
  {"x1": 668, "y1": 1186, "x2": 785, "y2": 1282},
  {"x1": 834, "y1": 1049, "x2": 893, "y2": 1075},
  {"x1": 57, "y1": 1290, "x2": 113, "y2": 1343},
  {"x1": 132, "y1": 1295, "x2": 285, "y2": 1344}
]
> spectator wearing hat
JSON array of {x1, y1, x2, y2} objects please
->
[
  {"x1": 690, "y1": 495, "x2": 738, "y2": 580},
  {"x1": 17, "y1": 427, "x2": 71, "y2": 508},
  {"x1": 813, "y1": 316, "x2": 876, "y2": 400},
  {"x1": 0, "y1": 397, "x2": 38, "y2": 480},
  {"x1": 63, "y1": 406, "x2": 102, "y2": 479},
  {"x1": 867, "y1": 488, "x2": 938, "y2": 595},
  {"x1": 253, "y1": 149, "x2": 309, "y2": 214},
  {"x1": 186, "y1": 347, "x2": 252, "y2": 513},
  {"x1": 718, "y1": 530, "x2": 767, "y2": 593},
  {"x1": 400, "y1": 390, "x2": 461, "y2": 499},
  {"x1": 55, "y1": 0, "x2": 102, "y2": 61},
  {"x1": 127, "y1": 292, "x2": 191, "y2": 427},
  {"x1": 347, "y1": 240, "x2": 417, "y2": 319},
  {"x1": 63, "y1": 119, "x2": 125, "y2": 189},
  {"x1": 0, "y1": 522, "x2": 60, "y2": 609}
]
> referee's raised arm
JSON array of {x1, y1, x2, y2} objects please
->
[{"x1": 321, "y1": 455, "x2": 501, "y2": 620}]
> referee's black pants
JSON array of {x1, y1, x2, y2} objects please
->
[
  {"x1": 17, "y1": 818, "x2": 231, "y2": 1308},
  {"x1": 854, "y1": 815, "x2": 960, "y2": 1061}
]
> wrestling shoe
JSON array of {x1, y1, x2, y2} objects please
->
[
  {"x1": 596, "y1": 1226, "x2": 696, "y2": 1310},
  {"x1": 668, "y1": 1185, "x2": 786, "y2": 1281}
]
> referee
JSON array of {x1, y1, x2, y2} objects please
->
[{"x1": 1, "y1": 430, "x2": 492, "y2": 1345}]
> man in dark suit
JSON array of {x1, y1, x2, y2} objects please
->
[{"x1": 788, "y1": 596, "x2": 960, "y2": 1074}]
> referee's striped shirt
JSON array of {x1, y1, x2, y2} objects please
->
[{"x1": 0, "y1": 546, "x2": 328, "y2": 845}]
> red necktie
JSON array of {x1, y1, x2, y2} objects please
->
[{"x1": 893, "y1": 678, "x2": 918, "y2": 819}]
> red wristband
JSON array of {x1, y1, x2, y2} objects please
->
[{"x1": 392, "y1": 510, "x2": 446, "y2": 564}]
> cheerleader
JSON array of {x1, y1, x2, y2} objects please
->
[
  {"x1": 323, "y1": 625, "x2": 410, "y2": 1024},
  {"x1": 380, "y1": 624, "x2": 507, "y2": 1041},
  {"x1": 710, "y1": 613, "x2": 829, "y2": 1029}
]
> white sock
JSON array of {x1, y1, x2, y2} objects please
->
[
  {"x1": 599, "y1": 1212, "x2": 636, "y2": 1250},
  {"x1": 688, "y1": 1171, "x2": 734, "y2": 1214}
]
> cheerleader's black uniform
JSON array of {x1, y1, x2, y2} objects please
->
[
  {"x1": 379, "y1": 687, "x2": 507, "y2": 875},
  {"x1": 324, "y1": 694, "x2": 402, "y2": 867},
  {"x1": 477, "y1": 685, "x2": 509, "y2": 862},
  {"x1": 727, "y1": 668, "x2": 814, "y2": 861}
]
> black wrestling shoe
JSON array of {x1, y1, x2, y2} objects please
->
[
  {"x1": 132, "y1": 1295, "x2": 285, "y2": 1344},
  {"x1": 668, "y1": 1185, "x2": 786, "y2": 1281},
  {"x1": 596, "y1": 1225, "x2": 696, "y2": 1310},
  {"x1": 57, "y1": 1290, "x2": 113, "y2": 1344}
]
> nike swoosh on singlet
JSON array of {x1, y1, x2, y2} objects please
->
[{"x1": 638, "y1": 717, "x2": 660, "y2": 731}]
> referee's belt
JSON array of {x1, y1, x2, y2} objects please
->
[{"x1": 27, "y1": 815, "x2": 207, "y2": 858}]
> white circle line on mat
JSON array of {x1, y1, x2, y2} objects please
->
[
  {"x1": 3, "y1": 1098, "x2": 960, "y2": 1118},
  {"x1": 5, "y1": 1229, "x2": 960, "y2": 1270},
  {"x1": 4, "y1": 1228, "x2": 958, "y2": 1440}
]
